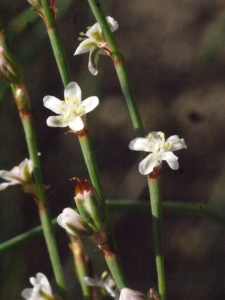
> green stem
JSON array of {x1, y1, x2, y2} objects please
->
[
  {"x1": 86, "y1": 0, "x2": 144, "y2": 137},
  {"x1": 69, "y1": 236, "x2": 92, "y2": 300},
  {"x1": 40, "y1": 0, "x2": 71, "y2": 86},
  {"x1": 10, "y1": 83, "x2": 67, "y2": 300},
  {"x1": 100, "y1": 244, "x2": 128, "y2": 290},
  {"x1": 36, "y1": 0, "x2": 128, "y2": 290},
  {"x1": 148, "y1": 177, "x2": 166, "y2": 300},
  {"x1": 1, "y1": 200, "x2": 225, "y2": 255},
  {"x1": 79, "y1": 131, "x2": 128, "y2": 288},
  {"x1": 23, "y1": 116, "x2": 67, "y2": 299}
]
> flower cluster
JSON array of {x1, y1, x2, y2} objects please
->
[
  {"x1": 74, "y1": 16, "x2": 118, "y2": 75},
  {"x1": 129, "y1": 131, "x2": 187, "y2": 175}
]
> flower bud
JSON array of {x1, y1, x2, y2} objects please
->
[
  {"x1": 119, "y1": 288, "x2": 147, "y2": 300},
  {"x1": 74, "y1": 178, "x2": 105, "y2": 231},
  {"x1": 0, "y1": 46, "x2": 22, "y2": 84},
  {"x1": 27, "y1": 0, "x2": 43, "y2": 10},
  {"x1": 57, "y1": 208, "x2": 93, "y2": 237}
]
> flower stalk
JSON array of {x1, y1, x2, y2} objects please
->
[
  {"x1": 10, "y1": 82, "x2": 68, "y2": 299},
  {"x1": 38, "y1": 0, "x2": 128, "y2": 290},
  {"x1": 148, "y1": 175, "x2": 166, "y2": 300},
  {"x1": 85, "y1": 0, "x2": 144, "y2": 137},
  {"x1": 40, "y1": 0, "x2": 71, "y2": 86},
  {"x1": 0, "y1": 16, "x2": 67, "y2": 298},
  {"x1": 69, "y1": 236, "x2": 93, "y2": 300}
]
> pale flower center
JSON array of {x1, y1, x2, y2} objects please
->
[
  {"x1": 147, "y1": 132, "x2": 170, "y2": 153},
  {"x1": 60, "y1": 96, "x2": 84, "y2": 120}
]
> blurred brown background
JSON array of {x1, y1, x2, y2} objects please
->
[{"x1": 1, "y1": 0, "x2": 225, "y2": 299}]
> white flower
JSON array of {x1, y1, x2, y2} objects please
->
[
  {"x1": 129, "y1": 131, "x2": 187, "y2": 175},
  {"x1": 57, "y1": 207, "x2": 93, "y2": 237},
  {"x1": 74, "y1": 16, "x2": 119, "y2": 75},
  {"x1": 119, "y1": 288, "x2": 147, "y2": 300},
  {"x1": 21, "y1": 272, "x2": 54, "y2": 300},
  {"x1": 0, "y1": 158, "x2": 33, "y2": 191},
  {"x1": 43, "y1": 82, "x2": 99, "y2": 131},
  {"x1": 84, "y1": 271, "x2": 119, "y2": 299}
]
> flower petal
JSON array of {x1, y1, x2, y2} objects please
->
[
  {"x1": 74, "y1": 39, "x2": 96, "y2": 55},
  {"x1": 0, "y1": 170, "x2": 21, "y2": 182},
  {"x1": 46, "y1": 115, "x2": 69, "y2": 127},
  {"x1": 166, "y1": 136, "x2": 187, "y2": 151},
  {"x1": 139, "y1": 153, "x2": 162, "y2": 175},
  {"x1": 43, "y1": 96, "x2": 63, "y2": 114},
  {"x1": 129, "y1": 138, "x2": 150, "y2": 152},
  {"x1": 79, "y1": 96, "x2": 99, "y2": 114},
  {"x1": 88, "y1": 48, "x2": 106, "y2": 75},
  {"x1": 106, "y1": 16, "x2": 119, "y2": 32},
  {"x1": 162, "y1": 151, "x2": 179, "y2": 170},
  {"x1": 21, "y1": 288, "x2": 33, "y2": 299},
  {"x1": 64, "y1": 82, "x2": 81, "y2": 104},
  {"x1": 69, "y1": 117, "x2": 84, "y2": 131},
  {"x1": 88, "y1": 48, "x2": 101, "y2": 75},
  {"x1": 0, "y1": 181, "x2": 18, "y2": 191}
]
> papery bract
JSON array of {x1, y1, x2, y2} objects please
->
[
  {"x1": 129, "y1": 131, "x2": 187, "y2": 175},
  {"x1": 0, "y1": 158, "x2": 33, "y2": 191},
  {"x1": 21, "y1": 272, "x2": 54, "y2": 300},
  {"x1": 74, "y1": 16, "x2": 118, "y2": 75},
  {"x1": 43, "y1": 82, "x2": 99, "y2": 131}
]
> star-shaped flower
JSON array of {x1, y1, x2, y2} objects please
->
[
  {"x1": 43, "y1": 82, "x2": 99, "y2": 131},
  {"x1": 21, "y1": 273, "x2": 54, "y2": 300},
  {"x1": 0, "y1": 158, "x2": 33, "y2": 191},
  {"x1": 74, "y1": 16, "x2": 118, "y2": 75},
  {"x1": 129, "y1": 131, "x2": 187, "y2": 175}
]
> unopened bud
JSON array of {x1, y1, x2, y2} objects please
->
[
  {"x1": 57, "y1": 208, "x2": 93, "y2": 237},
  {"x1": 74, "y1": 178, "x2": 105, "y2": 231}
]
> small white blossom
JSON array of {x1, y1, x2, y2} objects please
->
[
  {"x1": 84, "y1": 271, "x2": 120, "y2": 299},
  {"x1": 74, "y1": 16, "x2": 118, "y2": 75},
  {"x1": 129, "y1": 131, "x2": 187, "y2": 175},
  {"x1": 119, "y1": 288, "x2": 147, "y2": 300},
  {"x1": 21, "y1": 272, "x2": 54, "y2": 300},
  {"x1": 43, "y1": 82, "x2": 99, "y2": 131},
  {"x1": 57, "y1": 207, "x2": 93, "y2": 237},
  {"x1": 0, "y1": 158, "x2": 33, "y2": 191}
]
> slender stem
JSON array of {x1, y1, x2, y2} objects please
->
[
  {"x1": 10, "y1": 83, "x2": 67, "y2": 300},
  {"x1": 1, "y1": 200, "x2": 225, "y2": 255},
  {"x1": 40, "y1": 0, "x2": 71, "y2": 86},
  {"x1": 36, "y1": 0, "x2": 128, "y2": 290},
  {"x1": 100, "y1": 243, "x2": 129, "y2": 290},
  {"x1": 148, "y1": 177, "x2": 166, "y2": 300},
  {"x1": 86, "y1": 0, "x2": 144, "y2": 137},
  {"x1": 78, "y1": 130, "x2": 128, "y2": 288},
  {"x1": 69, "y1": 236, "x2": 92, "y2": 300}
]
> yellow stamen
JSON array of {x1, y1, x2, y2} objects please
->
[
  {"x1": 87, "y1": 26, "x2": 91, "y2": 30},
  {"x1": 165, "y1": 142, "x2": 170, "y2": 149},
  {"x1": 79, "y1": 32, "x2": 85, "y2": 36},
  {"x1": 78, "y1": 37, "x2": 83, "y2": 41}
]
